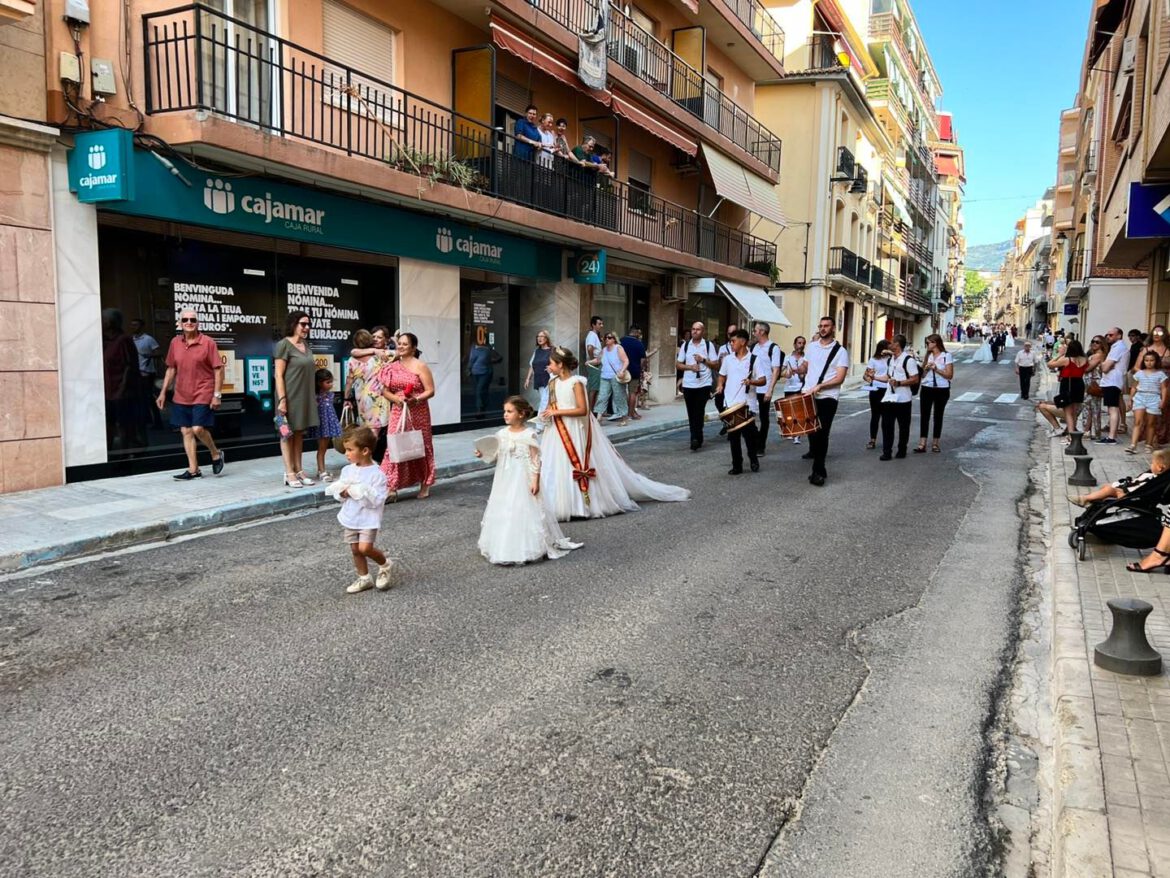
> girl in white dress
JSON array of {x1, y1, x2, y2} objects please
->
[
  {"x1": 538, "y1": 347, "x2": 690, "y2": 521},
  {"x1": 476, "y1": 396, "x2": 582, "y2": 565}
]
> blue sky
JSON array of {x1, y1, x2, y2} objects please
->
[{"x1": 911, "y1": 0, "x2": 1091, "y2": 246}]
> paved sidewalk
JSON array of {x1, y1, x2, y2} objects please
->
[
  {"x1": 0, "y1": 399, "x2": 702, "y2": 575},
  {"x1": 1047, "y1": 435, "x2": 1170, "y2": 876}
]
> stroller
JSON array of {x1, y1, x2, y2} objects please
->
[{"x1": 1069, "y1": 470, "x2": 1170, "y2": 560}]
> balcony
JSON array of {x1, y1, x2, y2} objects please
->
[
  {"x1": 828, "y1": 246, "x2": 882, "y2": 288},
  {"x1": 717, "y1": 0, "x2": 785, "y2": 68},
  {"x1": 866, "y1": 78, "x2": 912, "y2": 135},
  {"x1": 142, "y1": 4, "x2": 775, "y2": 275},
  {"x1": 796, "y1": 35, "x2": 848, "y2": 72},
  {"x1": 868, "y1": 12, "x2": 932, "y2": 111},
  {"x1": 534, "y1": 0, "x2": 782, "y2": 172}
]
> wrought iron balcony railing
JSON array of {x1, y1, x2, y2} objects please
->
[
  {"x1": 718, "y1": 0, "x2": 785, "y2": 67},
  {"x1": 142, "y1": 4, "x2": 775, "y2": 275},
  {"x1": 534, "y1": 0, "x2": 782, "y2": 172}
]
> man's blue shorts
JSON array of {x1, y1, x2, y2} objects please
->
[{"x1": 171, "y1": 403, "x2": 215, "y2": 429}]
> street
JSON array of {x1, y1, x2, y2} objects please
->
[{"x1": 1, "y1": 350, "x2": 1036, "y2": 877}]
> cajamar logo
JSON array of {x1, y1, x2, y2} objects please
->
[
  {"x1": 436, "y1": 227, "x2": 455, "y2": 254},
  {"x1": 204, "y1": 179, "x2": 236, "y2": 215}
]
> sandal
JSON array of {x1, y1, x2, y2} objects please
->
[
  {"x1": 417, "y1": 487, "x2": 431, "y2": 500},
  {"x1": 1125, "y1": 446, "x2": 1138, "y2": 454},
  {"x1": 865, "y1": 440, "x2": 876, "y2": 450},
  {"x1": 1126, "y1": 547, "x2": 1170, "y2": 574},
  {"x1": 296, "y1": 471, "x2": 316, "y2": 486},
  {"x1": 913, "y1": 442, "x2": 927, "y2": 454},
  {"x1": 385, "y1": 490, "x2": 398, "y2": 504},
  {"x1": 284, "y1": 473, "x2": 304, "y2": 488},
  {"x1": 931, "y1": 442, "x2": 941, "y2": 453}
]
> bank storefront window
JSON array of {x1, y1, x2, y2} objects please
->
[
  {"x1": 460, "y1": 278, "x2": 514, "y2": 423},
  {"x1": 97, "y1": 226, "x2": 395, "y2": 471}
]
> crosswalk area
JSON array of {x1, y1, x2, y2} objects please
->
[{"x1": 842, "y1": 390, "x2": 1024, "y2": 404}]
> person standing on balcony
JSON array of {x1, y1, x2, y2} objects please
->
[
  {"x1": 537, "y1": 113, "x2": 557, "y2": 170},
  {"x1": 514, "y1": 105, "x2": 541, "y2": 162}
]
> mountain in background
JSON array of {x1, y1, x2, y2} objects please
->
[{"x1": 965, "y1": 240, "x2": 1012, "y2": 271}]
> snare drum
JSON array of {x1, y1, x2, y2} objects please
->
[
  {"x1": 719, "y1": 402, "x2": 755, "y2": 433},
  {"x1": 775, "y1": 393, "x2": 820, "y2": 437}
]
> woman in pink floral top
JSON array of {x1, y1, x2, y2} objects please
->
[{"x1": 378, "y1": 332, "x2": 436, "y2": 500}]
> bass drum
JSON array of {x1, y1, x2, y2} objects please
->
[{"x1": 775, "y1": 393, "x2": 820, "y2": 437}]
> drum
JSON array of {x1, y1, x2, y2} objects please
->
[
  {"x1": 719, "y1": 402, "x2": 755, "y2": 433},
  {"x1": 775, "y1": 393, "x2": 820, "y2": 437}
]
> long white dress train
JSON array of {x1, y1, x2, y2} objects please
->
[
  {"x1": 478, "y1": 426, "x2": 582, "y2": 565},
  {"x1": 971, "y1": 339, "x2": 994, "y2": 363},
  {"x1": 540, "y1": 375, "x2": 690, "y2": 521}
]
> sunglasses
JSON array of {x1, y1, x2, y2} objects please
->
[
  {"x1": 298, "y1": 321, "x2": 311, "y2": 327},
  {"x1": 180, "y1": 318, "x2": 198, "y2": 324}
]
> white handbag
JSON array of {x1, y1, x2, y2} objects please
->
[{"x1": 385, "y1": 403, "x2": 426, "y2": 463}]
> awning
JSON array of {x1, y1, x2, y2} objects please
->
[
  {"x1": 489, "y1": 21, "x2": 611, "y2": 106},
  {"x1": 610, "y1": 92, "x2": 697, "y2": 156},
  {"x1": 935, "y1": 155, "x2": 960, "y2": 178},
  {"x1": 813, "y1": 0, "x2": 879, "y2": 78},
  {"x1": 716, "y1": 279, "x2": 792, "y2": 326},
  {"x1": 888, "y1": 187, "x2": 912, "y2": 226},
  {"x1": 701, "y1": 144, "x2": 790, "y2": 228}
]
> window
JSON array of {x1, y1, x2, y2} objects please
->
[
  {"x1": 322, "y1": 0, "x2": 399, "y2": 125},
  {"x1": 628, "y1": 150, "x2": 652, "y2": 212}
]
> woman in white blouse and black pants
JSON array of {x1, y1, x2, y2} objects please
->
[
  {"x1": 916, "y1": 333, "x2": 954, "y2": 453},
  {"x1": 880, "y1": 334, "x2": 919, "y2": 460},
  {"x1": 863, "y1": 339, "x2": 890, "y2": 450}
]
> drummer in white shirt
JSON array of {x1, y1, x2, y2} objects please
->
[
  {"x1": 802, "y1": 316, "x2": 850, "y2": 486},
  {"x1": 715, "y1": 328, "x2": 769, "y2": 475},
  {"x1": 750, "y1": 322, "x2": 784, "y2": 456},
  {"x1": 713, "y1": 322, "x2": 739, "y2": 432},
  {"x1": 779, "y1": 335, "x2": 808, "y2": 445}
]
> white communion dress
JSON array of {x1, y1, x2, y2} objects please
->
[
  {"x1": 540, "y1": 375, "x2": 691, "y2": 521},
  {"x1": 971, "y1": 339, "x2": 994, "y2": 363},
  {"x1": 478, "y1": 426, "x2": 582, "y2": 565}
]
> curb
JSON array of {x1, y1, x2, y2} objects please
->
[
  {"x1": 0, "y1": 415, "x2": 691, "y2": 575},
  {"x1": 1046, "y1": 438, "x2": 1113, "y2": 877}
]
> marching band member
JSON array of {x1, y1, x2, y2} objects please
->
[
  {"x1": 780, "y1": 336, "x2": 809, "y2": 445},
  {"x1": 751, "y1": 322, "x2": 784, "y2": 456},
  {"x1": 714, "y1": 322, "x2": 738, "y2": 432},
  {"x1": 715, "y1": 329, "x2": 769, "y2": 475},
  {"x1": 801, "y1": 316, "x2": 850, "y2": 487}
]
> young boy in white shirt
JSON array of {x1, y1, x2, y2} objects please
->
[{"x1": 327, "y1": 426, "x2": 394, "y2": 594}]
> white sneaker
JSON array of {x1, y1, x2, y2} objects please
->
[
  {"x1": 374, "y1": 563, "x2": 394, "y2": 590},
  {"x1": 792, "y1": 436, "x2": 802, "y2": 445},
  {"x1": 346, "y1": 575, "x2": 373, "y2": 594}
]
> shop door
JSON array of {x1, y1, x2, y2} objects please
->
[{"x1": 461, "y1": 280, "x2": 513, "y2": 422}]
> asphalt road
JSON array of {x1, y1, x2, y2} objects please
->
[{"x1": 0, "y1": 344, "x2": 1037, "y2": 877}]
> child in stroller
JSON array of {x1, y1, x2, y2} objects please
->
[
  {"x1": 1068, "y1": 450, "x2": 1170, "y2": 564},
  {"x1": 1071, "y1": 449, "x2": 1169, "y2": 507}
]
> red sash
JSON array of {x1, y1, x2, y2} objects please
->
[{"x1": 549, "y1": 379, "x2": 595, "y2": 505}]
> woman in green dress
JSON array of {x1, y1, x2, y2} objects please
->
[{"x1": 274, "y1": 310, "x2": 320, "y2": 487}]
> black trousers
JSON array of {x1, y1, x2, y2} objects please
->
[
  {"x1": 868, "y1": 389, "x2": 884, "y2": 441},
  {"x1": 730, "y1": 420, "x2": 760, "y2": 471},
  {"x1": 919, "y1": 386, "x2": 950, "y2": 439},
  {"x1": 373, "y1": 424, "x2": 388, "y2": 464},
  {"x1": 756, "y1": 393, "x2": 771, "y2": 451},
  {"x1": 1018, "y1": 367, "x2": 1034, "y2": 399},
  {"x1": 714, "y1": 391, "x2": 726, "y2": 415},
  {"x1": 881, "y1": 402, "x2": 913, "y2": 455},
  {"x1": 682, "y1": 385, "x2": 711, "y2": 445},
  {"x1": 808, "y1": 396, "x2": 839, "y2": 478}
]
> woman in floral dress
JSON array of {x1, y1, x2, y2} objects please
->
[
  {"x1": 1080, "y1": 334, "x2": 1106, "y2": 440},
  {"x1": 378, "y1": 332, "x2": 436, "y2": 501},
  {"x1": 346, "y1": 329, "x2": 392, "y2": 440}
]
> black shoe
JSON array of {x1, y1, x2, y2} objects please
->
[
  {"x1": 801, "y1": 451, "x2": 814, "y2": 460},
  {"x1": 718, "y1": 425, "x2": 728, "y2": 436},
  {"x1": 879, "y1": 453, "x2": 892, "y2": 461},
  {"x1": 757, "y1": 448, "x2": 766, "y2": 457},
  {"x1": 691, "y1": 440, "x2": 701, "y2": 451},
  {"x1": 809, "y1": 473, "x2": 826, "y2": 486},
  {"x1": 750, "y1": 459, "x2": 760, "y2": 472},
  {"x1": 173, "y1": 469, "x2": 202, "y2": 480},
  {"x1": 728, "y1": 467, "x2": 743, "y2": 475},
  {"x1": 212, "y1": 452, "x2": 225, "y2": 475},
  {"x1": 896, "y1": 450, "x2": 907, "y2": 459}
]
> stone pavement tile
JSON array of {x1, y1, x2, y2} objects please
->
[
  {"x1": 1109, "y1": 826, "x2": 1152, "y2": 875},
  {"x1": 1102, "y1": 753, "x2": 1139, "y2": 795}
]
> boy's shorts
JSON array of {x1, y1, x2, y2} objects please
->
[{"x1": 344, "y1": 527, "x2": 378, "y2": 544}]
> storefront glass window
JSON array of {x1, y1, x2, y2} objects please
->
[
  {"x1": 97, "y1": 226, "x2": 396, "y2": 471},
  {"x1": 460, "y1": 279, "x2": 513, "y2": 422},
  {"x1": 681, "y1": 293, "x2": 732, "y2": 346}
]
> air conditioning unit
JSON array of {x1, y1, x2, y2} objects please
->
[
  {"x1": 1120, "y1": 36, "x2": 1137, "y2": 74},
  {"x1": 661, "y1": 275, "x2": 690, "y2": 303}
]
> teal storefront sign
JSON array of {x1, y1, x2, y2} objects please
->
[
  {"x1": 67, "y1": 129, "x2": 135, "y2": 203},
  {"x1": 572, "y1": 249, "x2": 606, "y2": 284},
  {"x1": 70, "y1": 146, "x2": 562, "y2": 280}
]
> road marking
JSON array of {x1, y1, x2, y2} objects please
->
[
  {"x1": 956, "y1": 392, "x2": 982, "y2": 402},
  {"x1": 994, "y1": 393, "x2": 1020, "y2": 404}
]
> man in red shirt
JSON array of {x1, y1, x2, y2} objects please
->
[{"x1": 156, "y1": 309, "x2": 225, "y2": 480}]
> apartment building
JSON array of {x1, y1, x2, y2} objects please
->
[
  {"x1": 932, "y1": 109, "x2": 965, "y2": 332},
  {"x1": 8, "y1": 0, "x2": 799, "y2": 487},
  {"x1": 0, "y1": 1, "x2": 59, "y2": 492},
  {"x1": 756, "y1": 0, "x2": 947, "y2": 367},
  {"x1": 1057, "y1": 0, "x2": 1163, "y2": 342}
]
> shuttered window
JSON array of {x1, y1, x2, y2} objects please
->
[
  {"x1": 496, "y1": 75, "x2": 531, "y2": 114},
  {"x1": 323, "y1": 0, "x2": 395, "y2": 86}
]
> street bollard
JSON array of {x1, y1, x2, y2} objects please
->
[
  {"x1": 1065, "y1": 431, "x2": 1087, "y2": 456},
  {"x1": 1068, "y1": 455, "x2": 1097, "y2": 487},
  {"x1": 1094, "y1": 598, "x2": 1163, "y2": 676}
]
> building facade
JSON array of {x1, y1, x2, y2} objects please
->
[{"x1": 7, "y1": 0, "x2": 802, "y2": 487}]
